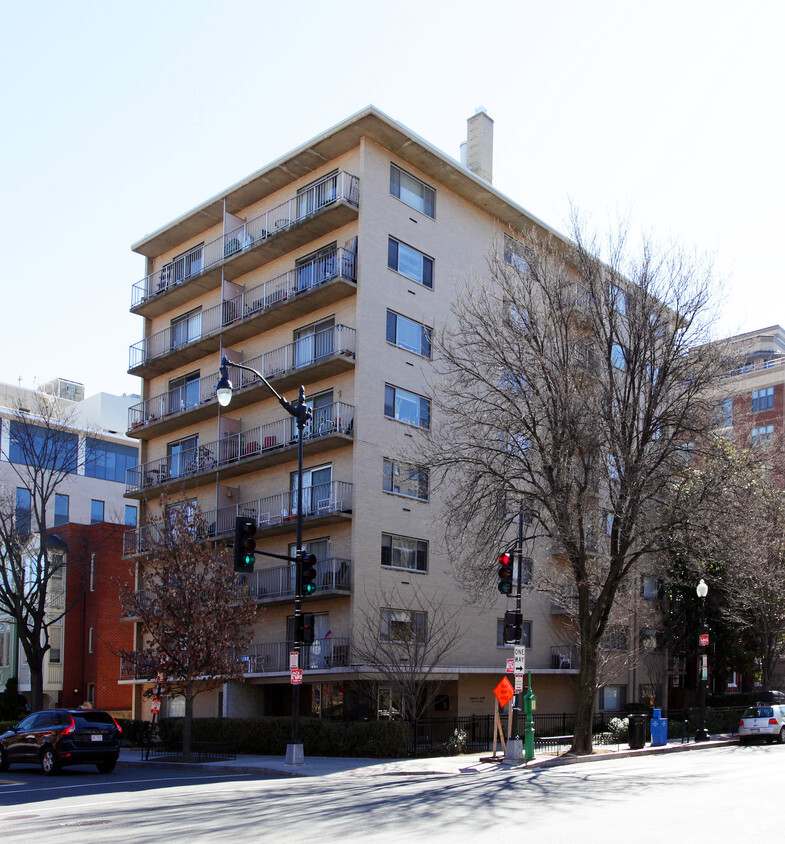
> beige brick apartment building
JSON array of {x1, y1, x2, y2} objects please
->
[{"x1": 121, "y1": 107, "x2": 663, "y2": 721}]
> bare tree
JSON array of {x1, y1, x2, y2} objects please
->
[
  {"x1": 118, "y1": 507, "x2": 257, "y2": 757},
  {"x1": 420, "y1": 218, "x2": 727, "y2": 753},
  {"x1": 351, "y1": 585, "x2": 464, "y2": 721},
  {"x1": 0, "y1": 394, "x2": 87, "y2": 712}
]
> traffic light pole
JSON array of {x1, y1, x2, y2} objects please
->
[{"x1": 512, "y1": 503, "x2": 525, "y2": 740}]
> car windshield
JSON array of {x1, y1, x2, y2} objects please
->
[
  {"x1": 71, "y1": 712, "x2": 115, "y2": 729},
  {"x1": 743, "y1": 707, "x2": 774, "y2": 719}
]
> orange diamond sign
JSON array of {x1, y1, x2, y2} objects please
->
[{"x1": 494, "y1": 676, "x2": 515, "y2": 708}]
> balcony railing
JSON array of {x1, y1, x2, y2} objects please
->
[
  {"x1": 129, "y1": 247, "x2": 357, "y2": 372},
  {"x1": 131, "y1": 171, "x2": 360, "y2": 308},
  {"x1": 550, "y1": 644, "x2": 580, "y2": 670},
  {"x1": 237, "y1": 558, "x2": 351, "y2": 602},
  {"x1": 46, "y1": 663, "x2": 64, "y2": 686},
  {"x1": 123, "y1": 481, "x2": 353, "y2": 556},
  {"x1": 242, "y1": 637, "x2": 351, "y2": 673},
  {"x1": 126, "y1": 401, "x2": 354, "y2": 493},
  {"x1": 127, "y1": 324, "x2": 356, "y2": 433},
  {"x1": 729, "y1": 356, "x2": 785, "y2": 377}
]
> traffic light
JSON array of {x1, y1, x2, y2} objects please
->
[
  {"x1": 498, "y1": 550, "x2": 514, "y2": 595},
  {"x1": 300, "y1": 552, "x2": 317, "y2": 596},
  {"x1": 503, "y1": 610, "x2": 523, "y2": 644},
  {"x1": 296, "y1": 612, "x2": 315, "y2": 645},
  {"x1": 233, "y1": 516, "x2": 257, "y2": 572}
]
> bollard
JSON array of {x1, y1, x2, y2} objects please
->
[{"x1": 682, "y1": 719, "x2": 690, "y2": 744}]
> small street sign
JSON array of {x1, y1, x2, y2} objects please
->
[
  {"x1": 514, "y1": 645, "x2": 526, "y2": 675},
  {"x1": 514, "y1": 675, "x2": 524, "y2": 693},
  {"x1": 494, "y1": 676, "x2": 515, "y2": 708},
  {"x1": 290, "y1": 650, "x2": 299, "y2": 669},
  {"x1": 156, "y1": 672, "x2": 165, "y2": 684},
  {"x1": 699, "y1": 633, "x2": 709, "y2": 647},
  {"x1": 291, "y1": 668, "x2": 303, "y2": 685},
  {"x1": 150, "y1": 697, "x2": 161, "y2": 715},
  {"x1": 506, "y1": 658, "x2": 515, "y2": 674}
]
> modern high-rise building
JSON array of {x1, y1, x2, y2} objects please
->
[{"x1": 121, "y1": 107, "x2": 665, "y2": 721}]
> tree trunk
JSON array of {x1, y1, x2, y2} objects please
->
[
  {"x1": 570, "y1": 643, "x2": 598, "y2": 755},
  {"x1": 183, "y1": 692, "x2": 194, "y2": 758},
  {"x1": 29, "y1": 663, "x2": 44, "y2": 713}
]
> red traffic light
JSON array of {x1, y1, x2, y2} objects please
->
[{"x1": 498, "y1": 551, "x2": 514, "y2": 595}]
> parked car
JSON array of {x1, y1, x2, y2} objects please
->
[
  {"x1": 0, "y1": 709, "x2": 122, "y2": 775},
  {"x1": 738, "y1": 704, "x2": 785, "y2": 744}
]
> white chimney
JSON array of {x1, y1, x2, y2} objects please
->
[{"x1": 465, "y1": 107, "x2": 493, "y2": 183}]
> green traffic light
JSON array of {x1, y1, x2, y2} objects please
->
[{"x1": 303, "y1": 582, "x2": 316, "y2": 595}]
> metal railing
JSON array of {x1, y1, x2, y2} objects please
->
[
  {"x1": 550, "y1": 644, "x2": 580, "y2": 670},
  {"x1": 123, "y1": 481, "x2": 353, "y2": 556},
  {"x1": 127, "y1": 324, "x2": 356, "y2": 431},
  {"x1": 129, "y1": 247, "x2": 357, "y2": 370},
  {"x1": 242, "y1": 636, "x2": 351, "y2": 673},
  {"x1": 131, "y1": 171, "x2": 360, "y2": 307},
  {"x1": 729, "y1": 356, "x2": 785, "y2": 377},
  {"x1": 236, "y1": 557, "x2": 351, "y2": 602},
  {"x1": 126, "y1": 401, "x2": 355, "y2": 492}
]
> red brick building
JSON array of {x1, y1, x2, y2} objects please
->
[{"x1": 47, "y1": 522, "x2": 134, "y2": 717}]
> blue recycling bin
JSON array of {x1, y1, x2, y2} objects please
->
[{"x1": 650, "y1": 708, "x2": 668, "y2": 747}]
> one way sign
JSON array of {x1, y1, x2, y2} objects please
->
[{"x1": 514, "y1": 646, "x2": 526, "y2": 675}]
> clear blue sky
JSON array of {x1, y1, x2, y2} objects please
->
[{"x1": 1, "y1": 0, "x2": 782, "y2": 396}]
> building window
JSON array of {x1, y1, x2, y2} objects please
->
[
  {"x1": 639, "y1": 628, "x2": 662, "y2": 652},
  {"x1": 602, "y1": 626, "x2": 629, "y2": 651},
  {"x1": 383, "y1": 458, "x2": 429, "y2": 501},
  {"x1": 384, "y1": 384, "x2": 430, "y2": 429},
  {"x1": 15, "y1": 487, "x2": 31, "y2": 534},
  {"x1": 85, "y1": 438, "x2": 138, "y2": 483},
  {"x1": 86, "y1": 683, "x2": 95, "y2": 705},
  {"x1": 751, "y1": 424, "x2": 774, "y2": 446},
  {"x1": 9, "y1": 420, "x2": 78, "y2": 472},
  {"x1": 296, "y1": 170, "x2": 338, "y2": 218},
  {"x1": 380, "y1": 608, "x2": 427, "y2": 643},
  {"x1": 125, "y1": 505, "x2": 138, "y2": 527},
  {"x1": 721, "y1": 397, "x2": 733, "y2": 427},
  {"x1": 54, "y1": 493, "x2": 69, "y2": 527},
  {"x1": 90, "y1": 499, "x2": 105, "y2": 524},
  {"x1": 381, "y1": 533, "x2": 428, "y2": 572},
  {"x1": 609, "y1": 283, "x2": 627, "y2": 315},
  {"x1": 641, "y1": 575, "x2": 663, "y2": 600},
  {"x1": 49, "y1": 626, "x2": 62, "y2": 664},
  {"x1": 88, "y1": 627, "x2": 94, "y2": 654},
  {"x1": 290, "y1": 464, "x2": 332, "y2": 515},
  {"x1": 599, "y1": 684, "x2": 627, "y2": 711},
  {"x1": 89, "y1": 554, "x2": 95, "y2": 591},
  {"x1": 167, "y1": 434, "x2": 198, "y2": 479},
  {"x1": 751, "y1": 387, "x2": 774, "y2": 412},
  {"x1": 390, "y1": 164, "x2": 435, "y2": 217},
  {"x1": 295, "y1": 243, "x2": 339, "y2": 291},
  {"x1": 294, "y1": 317, "x2": 335, "y2": 368},
  {"x1": 496, "y1": 618, "x2": 532, "y2": 648},
  {"x1": 386, "y1": 310, "x2": 431, "y2": 357},
  {"x1": 387, "y1": 237, "x2": 434, "y2": 288},
  {"x1": 168, "y1": 370, "x2": 201, "y2": 413},
  {"x1": 503, "y1": 234, "x2": 531, "y2": 272},
  {"x1": 0, "y1": 623, "x2": 12, "y2": 668},
  {"x1": 170, "y1": 307, "x2": 202, "y2": 349},
  {"x1": 611, "y1": 344, "x2": 627, "y2": 370}
]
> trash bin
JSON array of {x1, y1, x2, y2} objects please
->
[
  {"x1": 628, "y1": 713, "x2": 647, "y2": 749},
  {"x1": 650, "y1": 708, "x2": 668, "y2": 747}
]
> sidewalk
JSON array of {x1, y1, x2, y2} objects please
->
[{"x1": 118, "y1": 734, "x2": 738, "y2": 779}]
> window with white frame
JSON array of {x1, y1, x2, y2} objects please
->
[
  {"x1": 751, "y1": 424, "x2": 774, "y2": 446},
  {"x1": 387, "y1": 237, "x2": 434, "y2": 288},
  {"x1": 380, "y1": 608, "x2": 427, "y2": 643},
  {"x1": 386, "y1": 310, "x2": 431, "y2": 357},
  {"x1": 381, "y1": 533, "x2": 428, "y2": 572},
  {"x1": 390, "y1": 164, "x2": 435, "y2": 217},
  {"x1": 751, "y1": 387, "x2": 774, "y2": 412},
  {"x1": 383, "y1": 458, "x2": 429, "y2": 501},
  {"x1": 0, "y1": 623, "x2": 11, "y2": 668},
  {"x1": 496, "y1": 618, "x2": 532, "y2": 648},
  {"x1": 384, "y1": 384, "x2": 430, "y2": 428}
]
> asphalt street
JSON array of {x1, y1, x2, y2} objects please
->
[{"x1": 0, "y1": 744, "x2": 780, "y2": 842}]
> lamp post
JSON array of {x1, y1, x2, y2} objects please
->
[
  {"x1": 695, "y1": 578, "x2": 710, "y2": 742},
  {"x1": 216, "y1": 355, "x2": 311, "y2": 765}
]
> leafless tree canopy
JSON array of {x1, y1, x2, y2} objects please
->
[
  {"x1": 419, "y1": 219, "x2": 728, "y2": 752},
  {"x1": 351, "y1": 584, "x2": 464, "y2": 721},
  {"x1": 118, "y1": 506, "x2": 257, "y2": 756},
  {"x1": 0, "y1": 394, "x2": 90, "y2": 711}
]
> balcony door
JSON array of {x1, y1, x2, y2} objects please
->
[
  {"x1": 294, "y1": 317, "x2": 334, "y2": 369},
  {"x1": 291, "y1": 465, "x2": 332, "y2": 516}
]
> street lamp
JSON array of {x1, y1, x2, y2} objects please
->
[
  {"x1": 695, "y1": 578, "x2": 710, "y2": 742},
  {"x1": 216, "y1": 355, "x2": 311, "y2": 765}
]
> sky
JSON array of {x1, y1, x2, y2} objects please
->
[{"x1": 1, "y1": 0, "x2": 782, "y2": 398}]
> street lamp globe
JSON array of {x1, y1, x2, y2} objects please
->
[
  {"x1": 696, "y1": 578, "x2": 708, "y2": 599},
  {"x1": 216, "y1": 357, "x2": 233, "y2": 407}
]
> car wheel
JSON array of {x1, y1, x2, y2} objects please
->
[
  {"x1": 96, "y1": 758, "x2": 117, "y2": 774},
  {"x1": 40, "y1": 747, "x2": 60, "y2": 776},
  {"x1": 778, "y1": 727, "x2": 785, "y2": 745},
  {"x1": 0, "y1": 748, "x2": 8, "y2": 772}
]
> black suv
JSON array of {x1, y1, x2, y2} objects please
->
[{"x1": 0, "y1": 709, "x2": 122, "y2": 775}]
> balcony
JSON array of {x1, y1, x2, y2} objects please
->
[
  {"x1": 242, "y1": 637, "x2": 351, "y2": 674},
  {"x1": 126, "y1": 324, "x2": 356, "y2": 438},
  {"x1": 123, "y1": 480, "x2": 353, "y2": 557},
  {"x1": 125, "y1": 401, "x2": 354, "y2": 497},
  {"x1": 131, "y1": 171, "x2": 360, "y2": 318},
  {"x1": 550, "y1": 645, "x2": 580, "y2": 670},
  {"x1": 128, "y1": 247, "x2": 357, "y2": 378},
  {"x1": 237, "y1": 557, "x2": 351, "y2": 605}
]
